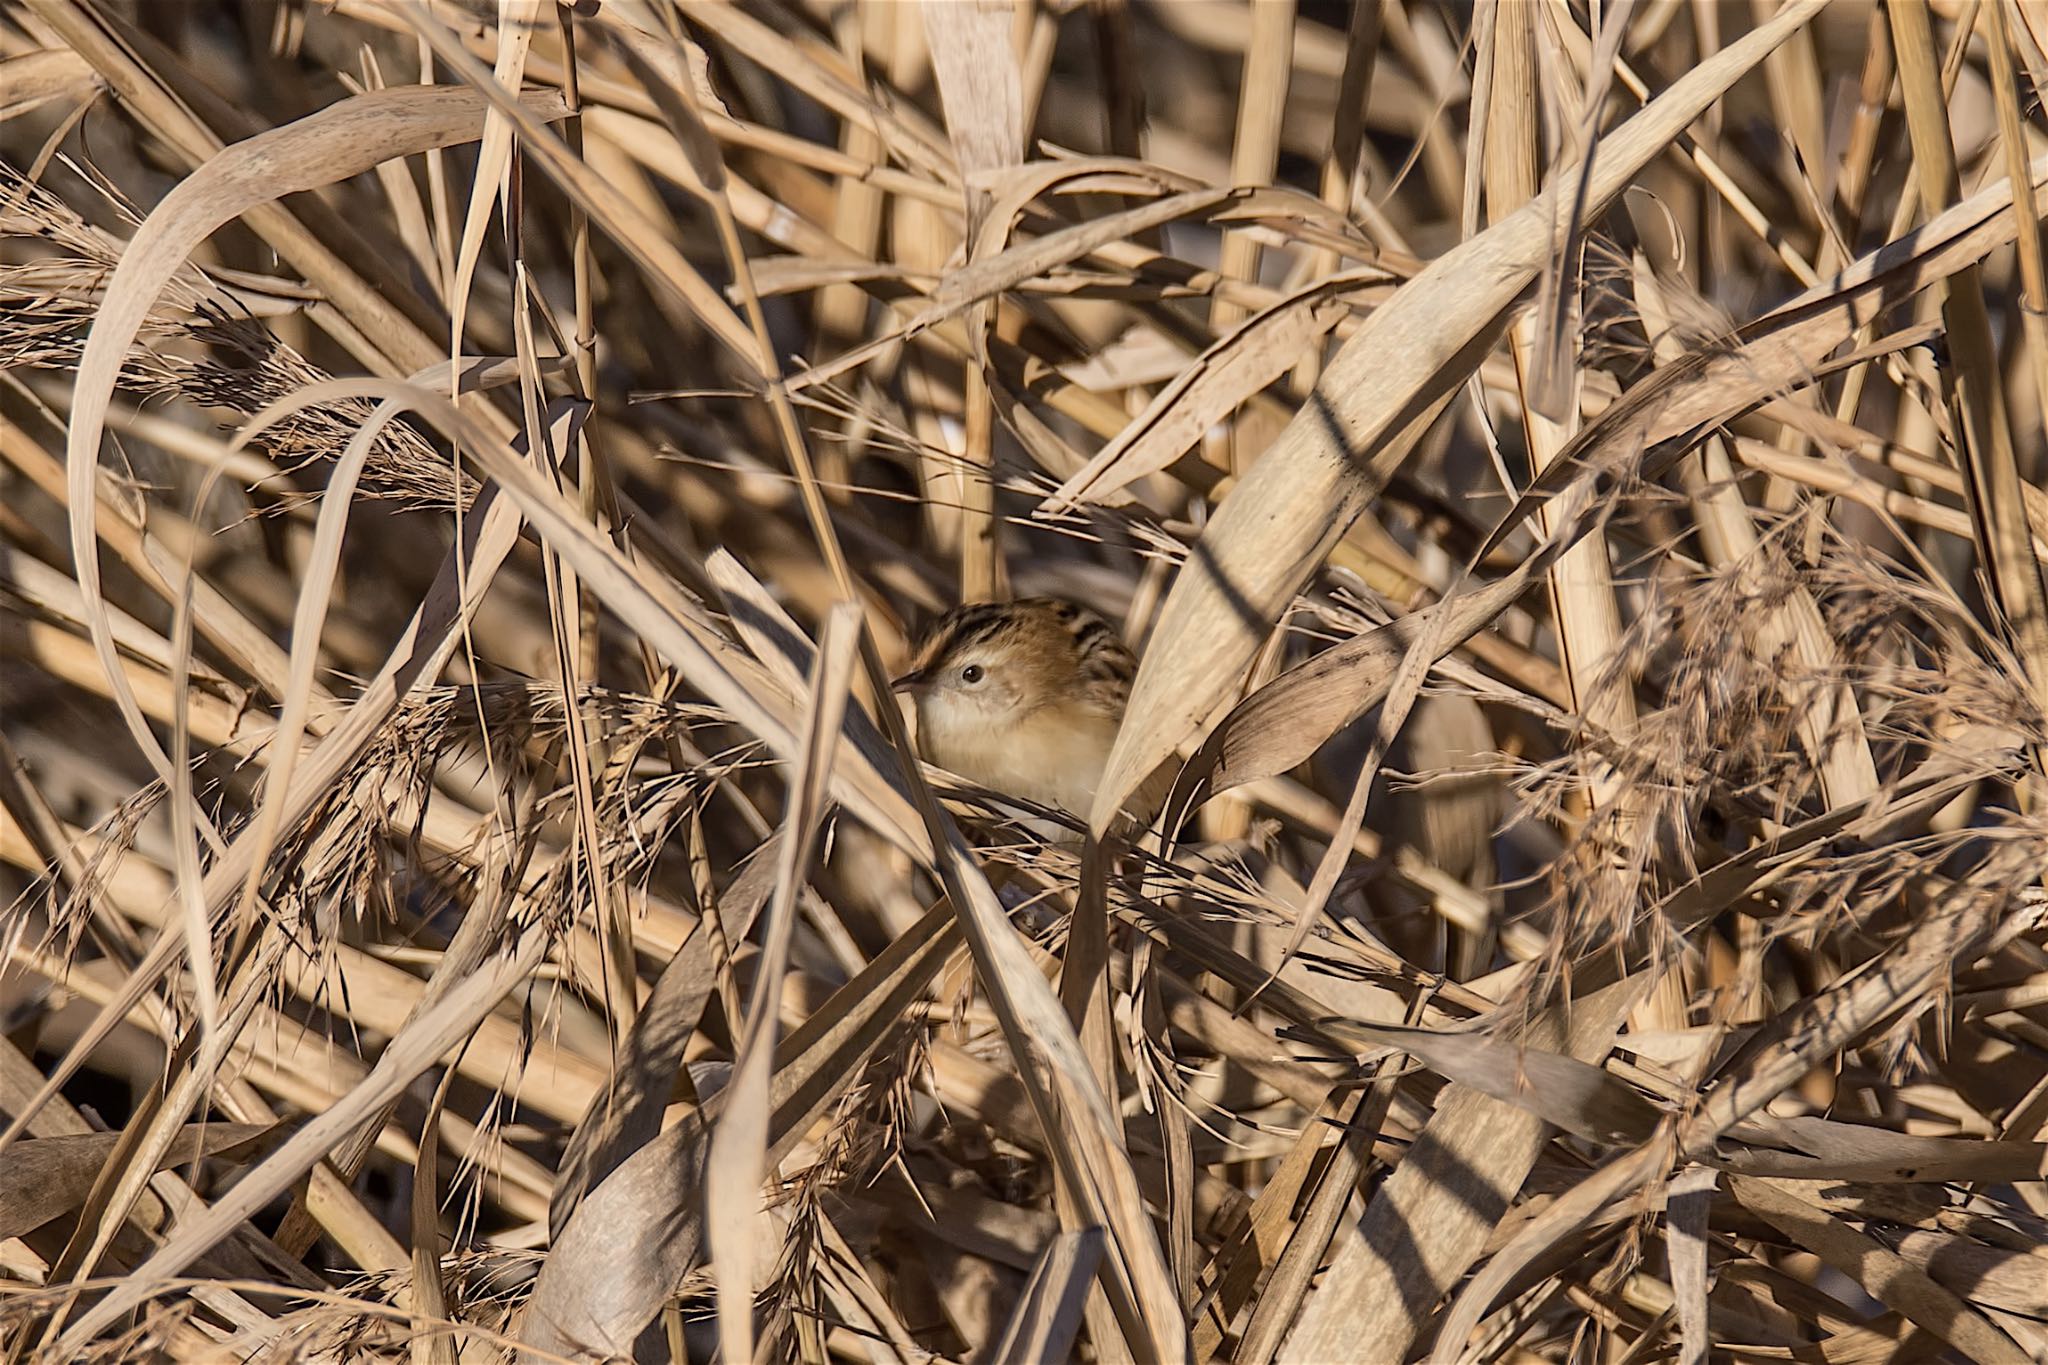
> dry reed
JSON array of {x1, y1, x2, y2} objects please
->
[{"x1": 1, "y1": 1, "x2": 2046, "y2": 1362}]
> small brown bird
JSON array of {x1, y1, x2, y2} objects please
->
[{"x1": 891, "y1": 597, "x2": 1167, "y2": 835}]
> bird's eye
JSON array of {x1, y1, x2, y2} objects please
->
[{"x1": 960, "y1": 663, "x2": 985, "y2": 685}]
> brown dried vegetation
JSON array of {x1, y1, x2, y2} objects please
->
[{"x1": 1, "y1": 1, "x2": 2046, "y2": 1362}]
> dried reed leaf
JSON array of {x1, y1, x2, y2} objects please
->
[
  {"x1": 225, "y1": 364, "x2": 550, "y2": 961},
  {"x1": 401, "y1": 5, "x2": 756, "y2": 362},
  {"x1": 923, "y1": 0, "x2": 1024, "y2": 602},
  {"x1": 1889, "y1": 0, "x2": 2048, "y2": 784},
  {"x1": 1727, "y1": 1174, "x2": 2030, "y2": 1365},
  {"x1": 1235, "y1": 1080, "x2": 1385, "y2": 1365},
  {"x1": 1632, "y1": 257, "x2": 1879, "y2": 809},
  {"x1": 708, "y1": 604, "x2": 858, "y2": 1363},
  {"x1": 1320, "y1": 1016, "x2": 1664, "y2": 1148},
  {"x1": 793, "y1": 186, "x2": 1234, "y2": 391},
  {"x1": 1524, "y1": 0, "x2": 1634, "y2": 420},
  {"x1": 549, "y1": 842, "x2": 777, "y2": 1240},
  {"x1": 1985, "y1": 0, "x2": 2048, "y2": 453},
  {"x1": 1192, "y1": 1086, "x2": 1348, "y2": 1357},
  {"x1": 13, "y1": 4, "x2": 2048, "y2": 1359},
  {"x1": 708, "y1": 550, "x2": 816, "y2": 696},
  {"x1": 55, "y1": 83, "x2": 568, "y2": 1067},
  {"x1": 1436, "y1": 873, "x2": 2028, "y2": 1356},
  {"x1": 447, "y1": 0, "x2": 542, "y2": 372},
  {"x1": 1044, "y1": 274, "x2": 1366, "y2": 510},
  {"x1": 1885, "y1": 1229, "x2": 2048, "y2": 1319},
  {"x1": 1206, "y1": 0, "x2": 1294, "y2": 478},
  {"x1": 0, "y1": 1124, "x2": 271, "y2": 1243},
  {"x1": 989, "y1": 1228, "x2": 1103, "y2": 1365},
  {"x1": 1717, "y1": 1116, "x2": 2048, "y2": 1184},
  {"x1": 1666, "y1": 1166, "x2": 1716, "y2": 1365},
  {"x1": 1421, "y1": 1141, "x2": 1665, "y2": 1364},
  {"x1": 922, "y1": 0, "x2": 1024, "y2": 216},
  {"x1": 1282, "y1": 974, "x2": 1640, "y2": 1360},
  {"x1": 1094, "y1": 0, "x2": 1828, "y2": 833},
  {"x1": 1179, "y1": 553, "x2": 1548, "y2": 808},
  {"x1": 53, "y1": 929, "x2": 554, "y2": 1349},
  {"x1": 520, "y1": 905, "x2": 960, "y2": 1360},
  {"x1": 0, "y1": 49, "x2": 97, "y2": 121},
  {"x1": 407, "y1": 1067, "x2": 460, "y2": 1365},
  {"x1": 1480, "y1": 148, "x2": 2048, "y2": 567}
]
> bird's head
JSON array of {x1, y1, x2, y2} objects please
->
[{"x1": 892, "y1": 597, "x2": 1134, "y2": 736}]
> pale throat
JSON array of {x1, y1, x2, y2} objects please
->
[{"x1": 915, "y1": 696, "x2": 1119, "y2": 818}]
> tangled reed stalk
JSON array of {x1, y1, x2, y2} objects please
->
[{"x1": 1, "y1": 1, "x2": 2046, "y2": 1361}]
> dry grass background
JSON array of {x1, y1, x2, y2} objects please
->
[{"x1": 1, "y1": 0, "x2": 2047, "y2": 1360}]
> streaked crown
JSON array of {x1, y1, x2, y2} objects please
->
[{"x1": 892, "y1": 597, "x2": 1136, "y2": 719}]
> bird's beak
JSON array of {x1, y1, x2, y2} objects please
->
[{"x1": 890, "y1": 666, "x2": 928, "y2": 693}]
